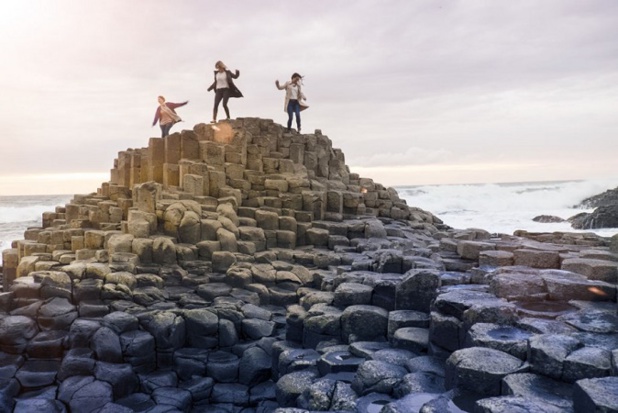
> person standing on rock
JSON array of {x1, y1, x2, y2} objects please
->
[
  {"x1": 152, "y1": 96, "x2": 188, "y2": 138},
  {"x1": 275, "y1": 72, "x2": 308, "y2": 133},
  {"x1": 207, "y1": 61, "x2": 243, "y2": 123}
]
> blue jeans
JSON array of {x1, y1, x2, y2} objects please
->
[
  {"x1": 287, "y1": 99, "x2": 301, "y2": 130},
  {"x1": 160, "y1": 122, "x2": 173, "y2": 137}
]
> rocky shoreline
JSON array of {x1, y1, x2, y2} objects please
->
[{"x1": 1, "y1": 118, "x2": 617, "y2": 412}]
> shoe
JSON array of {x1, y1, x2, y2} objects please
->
[
  {"x1": 285, "y1": 128, "x2": 291, "y2": 133},
  {"x1": 297, "y1": 128, "x2": 301, "y2": 133},
  {"x1": 210, "y1": 120, "x2": 216, "y2": 124}
]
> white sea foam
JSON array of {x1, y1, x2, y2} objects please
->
[
  {"x1": 0, "y1": 195, "x2": 72, "y2": 264},
  {"x1": 397, "y1": 179, "x2": 618, "y2": 237}
]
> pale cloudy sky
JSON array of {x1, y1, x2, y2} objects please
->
[{"x1": 1, "y1": 0, "x2": 617, "y2": 195}]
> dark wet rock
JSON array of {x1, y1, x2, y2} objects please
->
[
  {"x1": 382, "y1": 393, "x2": 443, "y2": 413},
  {"x1": 303, "y1": 305, "x2": 343, "y2": 348},
  {"x1": 391, "y1": 327, "x2": 429, "y2": 353},
  {"x1": 573, "y1": 376, "x2": 618, "y2": 413},
  {"x1": 0, "y1": 379, "x2": 20, "y2": 411},
  {"x1": 406, "y1": 356, "x2": 446, "y2": 377},
  {"x1": 432, "y1": 289, "x2": 498, "y2": 320},
  {"x1": 532, "y1": 215, "x2": 565, "y2": 223},
  {"x1": 239, "y1": 346, "x2": 271, "y2": 386},
  {"x1": 207, "y1": 350, "x2": 240, "y2": 383},
  {"x1": 151, "y1": 386, "x2": 192, "y2": 411},
  {"x1": 133, "y1": 286, "x2": 169, "y2": 307},
  {"x1": 91, "y1": 326, "x2": 123, "y2": 363},
  {"x1": 558, "y1": 309, "x2": 618, "y2": 334},
  {"x1": 73, "y1": 278, "x2": 103, "y2": 303},
  {"x1": 0, "y1": 352, "x2": 24, "y2": 380},
  {"x1": 242, "y1": 318, "x2": 276, "y2": 339},
  {"x1": 211, "y1": 383, "x2": 250, "y2": 405},
  {"x1": 182, "y1": 308, "x2": 219, "y2": 348},
  {"x1": 37, "y1": 297, "x2": 78, "y2": 330},
  {"x1": 0, "y1": 315, "x2": 39, "y2": 354},
  {"x1": 563, "y1": 346, "x2": 612, "y2": 382},
  {"x1": 445, "y1": 347, "x2": 525, "y2": 396},
  {"x1": 317, "y1": 350, "x2": 364, "y2": 375},
  {"x1": 276, "y1": 369, "x2": 319, "y2": 407},
  {"x1": 26, "y1": 330, "x2": 68, "y2": 359},
  {"x1": 196, "y1": 282, "x2": 232, "y2": 301},
  {"x1": 94, "y1": 361, "x2": 139, "y2": 399},
  {"x1": 351, "y1": 360, "x2": 408, "y2": 395},
  {"x1": 562, "y1": 257, "x2": 618, "y2": 283},
  {"x1": 333, "y1": 282, "x2": 373, "y2": 307},
  {"x1": 179, "y1": 376, "x2": 214, "y2": 403},
  {"x1": 218, "y1": 318, "x2": 239, "y2": 348},
  {"x1": 349, "y1": 341, "x2": 390, "y2": 359},
  {"x1": 502, "y1": 372, "x2": 573, "y2": 411},
  {"x1": 57, "y1": 348, "x2": 95, "y2": 381},
  {"x1": 372, "y1": 348, "x2": 418, "y2": 366},
  {"x1": 393, "y1": 372, "x2": 445, "y2": 397},
  {"x1": 387, "y1": 310, "x2": 430, "y2": 339},
  {"x1": 173, "y1": 347, "x2": 208, "y2": 380},
  {"x1": 465, "y1": 323, "x2": 532, "y2": 360},
  {"x1": 138, "y1": 311, "x2": 186, "y2": 351},
  {"x1": 475, "y1": 395, "x2": 568, "y2": 413},
  {"x1": 13, "y1": 398, "x2": 67, "y2": 413},
  {"x1": 297, "y1": 378, "x2": 336, "y2": 411},
  {"x1": 15, "y1": 359, "x2": 60, "y2": 388},
  {"x1": 68, "y1": 319, "x2": 101, "y2": 348},
  {"x1": 571, "y1": 205, "x2": 618, "y2": 230},
  {"x1": 278, "y1": 348, "x2": 320, "y2": 376},
  {"x1": 395, "y1": 269, "x2": 441, "y2": 312},
  {"x1": 139, "y1": 370, "x2": 178, "y2": 394},
  {"x1": 341, "y1": 305, "x2": 388, "y2": 343},
  {"x1": 120, "y1": 330, "x2": 156, "y2": 372},
  {"x1": 68, "y1": 379, "x2": 114, "y2": 413},
  {"x1": 528, "y1": 334, "x2": 582, "y2": 380},
  {"x1": 355, "y1": 392, "x2": 395, "y2": 413},
  {"x1": 102, "y1": 311, "x2": 139, "y2": 334},
  {"x1": 517, "y1": 317, "x2": 576, "y2": 334},
  {"x1": 489, "y1": 271, "x2": 546, "y2": 301},
  {"x1": 429, "y1": 311, "x2": 464, "y2": 352},
  {"x1": 541, "y1": 270, "x2": 616, "y2": 302},
  {"x1": 96, "y1": 402, "x2": 136, "y2": 413}
]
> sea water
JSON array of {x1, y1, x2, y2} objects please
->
[
  {"x1": 1, "y1": 179, "x2": 618, "y2": 265},
  {"x1": 397, "y1": 179, "x2": 618, "y2": 237},
  {"x1": 0, "y1": 194, "x2": 73, "y2": 263}
]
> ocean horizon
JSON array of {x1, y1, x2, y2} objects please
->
[{"x1": 1, "y1": 178, "x2": 618, "y2": 265}]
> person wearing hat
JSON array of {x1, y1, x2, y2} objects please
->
[
  {"x1": 207, "y1": 60, "x2": 243, "y2": 123},
  {"x1": 152, "y1": 96, "x2": 188, "y2": 137},
  {"x1": 275, "y1": 72, "x2": 307, "y2": 133}
]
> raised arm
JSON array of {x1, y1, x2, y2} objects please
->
[
  {"x1": 168, "y1": 101, "x2": 189, "y2": 109},
  {"x1": 275, "y1": 80, "x2": 287, "y2": 90},
  {"x1": 230, "y1": 69, "x2": 240, "y2": 79}
]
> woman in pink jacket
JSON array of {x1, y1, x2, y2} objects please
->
[{"x1": 152, "y1": 96, "x2": 188, "y2": 137}]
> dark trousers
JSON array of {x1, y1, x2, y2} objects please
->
[
  {"x1": 287, "y1": 99, "x2": 301, "y2": 130},
  {"x1": 214, "y1": 88, "x2": 231, "y2": 120},
  {"x1": 160, "y1": 122, "x2": 173, "y2": 138}
]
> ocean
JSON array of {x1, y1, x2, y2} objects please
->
[{"x1": 1, "y1": 179, "x2": 618, "y2": 265}]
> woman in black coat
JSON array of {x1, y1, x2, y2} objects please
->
[{"x1": 207, "y1": 61, "x2": 243, "y2": 123}]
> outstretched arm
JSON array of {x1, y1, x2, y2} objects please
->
[
  {"x1": 230, "y1": 69, "x2": 240, "y2": 79},
  {"x1": 169, "y1": 101, "x2": 189, "y2": 109},
  {"x1": 275, "y1": 80, "x2": 287, "y2": 90}
]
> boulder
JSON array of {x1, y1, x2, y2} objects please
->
[{"x1": 445, "y1": 347, "x2": 525, "y2": 396}]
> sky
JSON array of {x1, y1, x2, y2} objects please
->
[{"x1": 1, "y1": 0, "x2": 617, "y2": 195}]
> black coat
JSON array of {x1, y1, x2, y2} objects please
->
[{"x1": 208, "y1": 69, "x2": 243, "y2": 98}]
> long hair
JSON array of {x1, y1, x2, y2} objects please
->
[{"x1": 215, "y1": 61, "x2": 227, "y2": 70}]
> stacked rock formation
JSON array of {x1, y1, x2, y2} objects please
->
[{"x1": 0, "y1": 118, "x2": 617, "y2": 412}]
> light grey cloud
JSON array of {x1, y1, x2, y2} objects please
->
[{"x1": 0, "y1": 0, "x2": 617, "y2": 193}]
